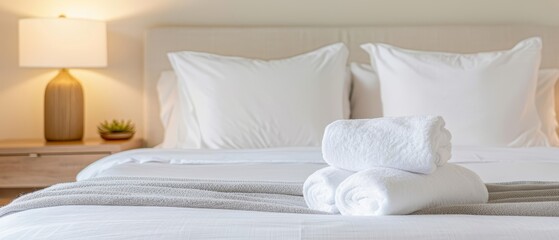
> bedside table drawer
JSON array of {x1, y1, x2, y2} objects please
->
[{"x1": 0, "y1": 154, "x2": 107, "y2": 188}]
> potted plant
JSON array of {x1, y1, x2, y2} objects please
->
[{"x1": 97, "y1": 119, "x2": 135, "y2": 140}]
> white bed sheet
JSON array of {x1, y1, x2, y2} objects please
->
[
  {"x1": 2, "y1": 146, "x2": 559, "y2": 239},
  {"x1": 451, "y1": 146, "x2": 559, "y2": 182},
  {"x1": 95, "y1": 162, "x2": 325, "y2": 182},
  {"x1": 92, "y1": 161, "x2": 559, "y2": 184},
  {"x1": 79, "y1": 146, "x2": 559, "y2": 183},
  {"x1": 2, "y1": 206, "x2": 559, "y2": 240},
  {"x1": 76, "y1": 147, "x2": 324, "y2": 181}
]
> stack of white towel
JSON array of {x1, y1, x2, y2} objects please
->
[{"x1": 304, "y1": 116, "x2": 489, "y2": 216}]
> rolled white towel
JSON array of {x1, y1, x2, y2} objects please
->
[
  {"x1": 303, "y1": 166, "x2": 354, "y2": 213},
  {"x1": 335, "y1": 164, "x2": 488, "y2": 216},
  {"x1": 322, "y1": 116, "x2": 452, "y2": 174}
]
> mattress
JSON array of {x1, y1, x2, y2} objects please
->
[{"x1": 1, "y1": 147, "x2": 559, "y2": 240}]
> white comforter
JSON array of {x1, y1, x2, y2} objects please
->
[{"x1": 1, "y1": 146, "x2": 559, "y2": 240}]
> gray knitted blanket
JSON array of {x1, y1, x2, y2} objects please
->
[
  {"x1": 414, "y1": 182, "x2": 559, "y2": 216},
  {"x1": 0, "y1": 177, "x2": 325, "y2": 217},
  {"x1": 2, "y1": 178, "x2": 559, "y2": 217}
]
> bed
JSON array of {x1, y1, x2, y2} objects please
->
[{"x1": 1, "y1": 25, "x2": 559, "y2": 239}]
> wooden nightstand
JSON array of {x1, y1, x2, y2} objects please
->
[{"x1": 0, "y1": 138, "x2": 144, "y2": 205}]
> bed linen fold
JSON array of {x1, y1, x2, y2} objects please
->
[{"x1": 77, "y1": 147, "x2": 324, "y2": 181}]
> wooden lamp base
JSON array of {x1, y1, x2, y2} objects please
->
[{"x1": 44, "y1": 69, "x2": 84, "y2": 141}]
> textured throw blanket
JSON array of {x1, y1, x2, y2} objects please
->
[
  {"x1": 414, "y1": 182, "x2": 559, "y2": 216},
  {"x1": 2, "y1": 178, "x2": 559, "y2": 217},
  {"x1": 0, "y1": 177, "x2": 325, "y2": 217}
]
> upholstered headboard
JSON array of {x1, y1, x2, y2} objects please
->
[{"x1": 144, "y1": 25, "x2": 559, "y2": 147}]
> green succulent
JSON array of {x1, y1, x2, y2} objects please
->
[{"x1": 97, "y1": 119, "x2": 136, "y2": 134}]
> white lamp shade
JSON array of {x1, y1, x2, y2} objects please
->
[{"x1": 19, "y1": 18, "x2": 107, "y2": 68}]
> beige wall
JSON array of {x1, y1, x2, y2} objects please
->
[{"x1": 1, "y1": 0, "x2": 559, "y2": 141}]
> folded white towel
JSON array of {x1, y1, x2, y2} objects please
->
[
  {"x1": 322, "y1": 116, "x2": 452, "y2": 174},
  {"x1": 335, "y1": 164, "x2": 488, "y2": 216},
  {"x1": 303, "y1": 166, "x2": 354, "y2": 213}
]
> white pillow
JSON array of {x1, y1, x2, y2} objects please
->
[
  {"x1": 350, "y1": 63, "x2": 559, "y2": 146},
  {"x1": 155, "y1": 71, "x2": 187, "y2": 148},
  {"x1": 361, "y1": 38, "x2": 547, "y2": 147},
  {"x1": 537, "y1": 69, "x2": 559, "y2": 146},
  {"x1": 168, "y1": 43, "x2": 349, "y2": 149},
  {"x1": 349, "y1": 63, "x2": 382, "y2": 119},
  {"x1": 155, "y1": 69, "x2": 352, "y2": 149},
  {"x1": 155, "y1": 71, "x2": 205, "y2": 148}
]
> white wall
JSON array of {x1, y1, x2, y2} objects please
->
[{"x1": 1, "y1": 0, "x2": 558, "y2": 141}]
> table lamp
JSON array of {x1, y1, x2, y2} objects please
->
[{"x1": 19, "y1": 16, "x2": 107, "y2": 141}]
